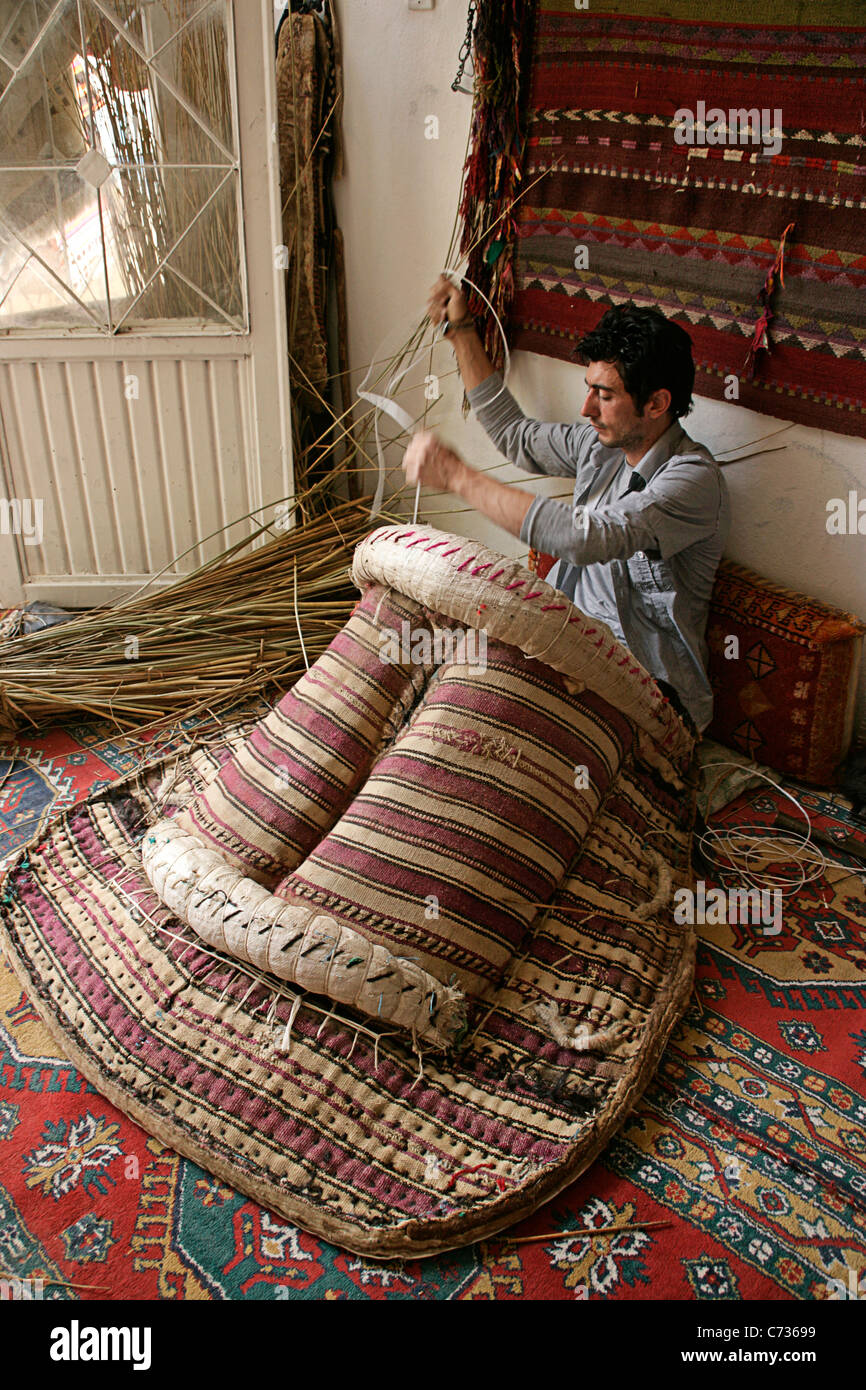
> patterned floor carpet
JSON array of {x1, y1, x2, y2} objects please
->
[{"x1": 1, "y1": 715, "x2": 864, "y2": 1300}]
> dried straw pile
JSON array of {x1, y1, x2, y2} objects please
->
[{"x1": 0, "y1": 489, "x2": 392, "y2": 743}]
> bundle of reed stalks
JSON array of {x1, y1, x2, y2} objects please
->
[{"x1": 0, "y1": 490, "x2": 393, "y2": 745}]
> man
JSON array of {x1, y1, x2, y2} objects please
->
[{"x1": 402, "y1": 277, "x2": 730, "y2": 731}]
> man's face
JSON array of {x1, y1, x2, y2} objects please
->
[{"x1": 580, "y1": 360, "x2": 651, "y2": 454}]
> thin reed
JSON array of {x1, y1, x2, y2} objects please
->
[{"x1": 0, "y1": 481, "x2": 397, "y2": 742}]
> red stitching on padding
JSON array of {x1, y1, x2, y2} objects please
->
[
  {"x1": 367, "y1": 534, "x2": 685, "y2": 746},
  {"x1": 443, "y1": 1161, "x2": 498, "y2": 1192}
]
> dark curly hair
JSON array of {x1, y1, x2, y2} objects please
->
[{"x1": 575, "y1": 304, "x2": 695, "y2": 420}]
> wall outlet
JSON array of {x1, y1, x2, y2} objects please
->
[{"x1": 408, "y1": 0, "x2": 435, "y2": 10}]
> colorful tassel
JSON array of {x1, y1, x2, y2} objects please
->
[
  {"x1": 743, "y1": 220, "x2": 796, "y2": 376},
  {"x1": 457, "y1": 0, "x2": 539, "y2": 378}
]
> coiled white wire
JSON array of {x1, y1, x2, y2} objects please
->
[{"x1": 695, "y1": 761, "x2": 864, "y2": 905}]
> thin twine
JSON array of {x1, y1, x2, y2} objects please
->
[
  {"x1": 277, "y1": 994, "x2": 302, "y2": 1055},
  {"x1": 0, "y1": 1271, "x2": 110, "y2": 1291},
  {"x1": 697, "y1": 762, "x2": 863, "y2": 904},
  {"x1": 520, "y1": 605, "x2": 576, "y2": 665},
  {"x1": 498, "y1": 1219, "x2": 671, "y2": 1246},
  {"x1": 371, "y1": 585, "x2": 394, "y2": 627},
  {"x1": 292, "y1": 556, "x2": 310, "y2": 671}
]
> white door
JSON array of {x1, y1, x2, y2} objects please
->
[{"x1": 0, "y1": 0, "x2": 292, "y2": 607}]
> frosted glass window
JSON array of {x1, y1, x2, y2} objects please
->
[{"x1": 0, "y1": 0, "x2": 245, "y2": 333}]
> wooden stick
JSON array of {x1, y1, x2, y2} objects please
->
[
  {"x1": 498, "y1": 1220, "x2": 671, "y2": 1245},
  {"x1": 0, "y1": 1272, "x2": 110, "y2": 1291}
]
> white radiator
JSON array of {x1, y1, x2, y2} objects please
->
[{"x1": 0, "y1": 349, "x2": 285, "y2": 606}]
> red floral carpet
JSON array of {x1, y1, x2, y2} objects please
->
[{"x1": 1, "y1": 715, "x2": 864, "y2": 1299}]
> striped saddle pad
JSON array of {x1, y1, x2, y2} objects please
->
[
  {"x1": 0, "y1": 526, "x2": 699, "y2": 1256},
  {"x1": 143, "y1": 525, "x2": 695, "y2": 1052}
]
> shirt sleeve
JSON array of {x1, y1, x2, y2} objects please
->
[
  {"x1": 466, "y1": 372, "x2": 594, "y2": 479},
  {"x1": 520, "y1": 458, "x2": 724, "y2": 564}
]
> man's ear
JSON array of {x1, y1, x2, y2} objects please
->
[{"x1": 645, "y1": 387, "x2": 672, "y2": 420}]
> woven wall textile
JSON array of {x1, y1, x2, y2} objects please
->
[{"x1": 459, "y1": 1, "x2": 866, "y2": 437}]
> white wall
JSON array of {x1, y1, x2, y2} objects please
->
[{"x1": 331, "y1": 0, "x2": 866, "y2": 741}]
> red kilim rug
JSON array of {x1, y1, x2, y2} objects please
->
[
  {"x1": 0, "y1": 715, "x2": 864, "y2": 1299},
  {"x1": 459, "y1": 1, "x2": 866, "y2": 438}
]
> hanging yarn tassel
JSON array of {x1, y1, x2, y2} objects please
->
[
  {"x1": 457, "y1": 0, "x2": 539, "y2": 378},
  {"x1": 743, "y1": 220, "x2": 796, "y2": 376}
]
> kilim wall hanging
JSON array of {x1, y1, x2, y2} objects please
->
[{"x1": 458, "y1": 0, "x2": 866, "y2": 439}]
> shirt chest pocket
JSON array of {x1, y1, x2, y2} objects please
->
[{"x1": 627, "y1": 548, "x2": 673, "y2": 597}]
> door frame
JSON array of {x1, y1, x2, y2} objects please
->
[{"x1": 0, "y1": 0, "x2": 292, "y2": 607}]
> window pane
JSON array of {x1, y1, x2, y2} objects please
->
[
  {"x1": 0, "y1": 166, "x2": 110, "y2": 327},
  {"x1": 0, "y1": 0, "x2": 243, "y2": 334},
  {"x1": 0, "y1": 1, "x2": 85, "y2": 165},
  {"x1": 0, "y1": 0, "x2": 62, "y2": 72}
]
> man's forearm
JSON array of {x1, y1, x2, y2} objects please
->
[
  {"x1": 448, "y1": 325, "x2": 497, "y2": 393},
  {"x1": 451, "y1": 458, "x2": 535, "y2": 541}
]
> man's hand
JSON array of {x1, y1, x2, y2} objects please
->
[
  {"x1": 427, "y1": 274, "x2": 469, "y2": 329},
  {"x1": 426, "y1": 273, "x2": 495, "y2": 392},
  {"x1": 403, "y1": 430, "x2": 465, "y2": 492},
  {"x1": 403, "y1": 429, "x2": 535, "y2": 542}
]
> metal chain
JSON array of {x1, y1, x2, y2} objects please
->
[{"x1": 451, "y1": 0, "x2": 478, "y2": 93}]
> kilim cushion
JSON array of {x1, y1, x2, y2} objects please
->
[
  {"x1": 143, "y1": 525, "x2": 694, "y2": 1049},
  {"x1": 171, "y1": 586, "x2": 441, "y2": 888},
  {"x1": 274, "y1": 640, "x2": 629, "y2": 1001},
  {"x1": 705, "y1": 560, "x2": 865, "y2": 786}
]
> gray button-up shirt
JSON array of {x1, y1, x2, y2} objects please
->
[{"x1": 466, "y1": 372, "x2": 731, "y2": 731}]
